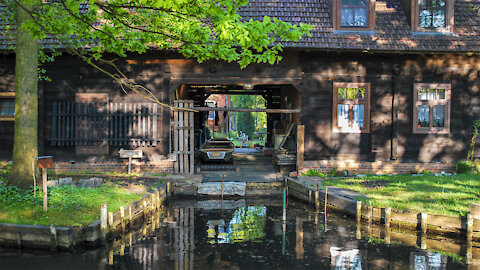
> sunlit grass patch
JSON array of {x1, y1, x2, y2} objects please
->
[
  {"x1": 0, "y1": 182, "x2": 146, "y2": 226},
  {"x1": 323, "y1": 174, "x2": 480, "y2": 216}
]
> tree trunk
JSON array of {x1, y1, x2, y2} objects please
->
[{"x1": 10, "y1": 1, "x2": 38, "y2": 189}]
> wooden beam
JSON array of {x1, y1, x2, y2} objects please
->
[
  {"x1": 0, "y1": 92, "x2": 15, "y2": 98},
  {"x1": 173, "y1": 107, "x2": 300, "y2": 113},
  {"x1": 279, "y1": 123, "x2": 295, "y2": 150},
  {"x1": 297, "y1": 125, "x2": 305, "y2": 170}
]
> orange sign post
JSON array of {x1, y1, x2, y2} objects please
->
[{"x1": 37, "y1": 156, "x2": 53, "y2": 212}]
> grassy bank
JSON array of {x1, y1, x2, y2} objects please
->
[
  {"x1": 0, "y1": 178, "x2": 147, "y2": 226},
  {"x1": 323, "y1": 174, "x2": 480, "y2": 216}
]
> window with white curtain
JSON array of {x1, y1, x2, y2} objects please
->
[{"x1": 333, "y1": 82, "x2": 370, "y2": 133}]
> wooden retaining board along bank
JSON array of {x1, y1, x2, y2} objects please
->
[
  {"x1": 0, "y1": 181, "x2": 171, "y2": 250},
  {"x1": 285, "y1": 177, "x2": 480, "y2": 240}
]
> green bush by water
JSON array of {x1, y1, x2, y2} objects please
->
[
  {"x1": 302, "y1": 169, "x2": 327, "y2": 177},
  {"x1": 456, "y1": 160, "x2": 478, "y2": 174}
]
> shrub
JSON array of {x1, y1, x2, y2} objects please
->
[
  {"x1": 329, "y1": 166, "x2": 337, "y2": 177},
  {"x1": 302, "y1": 169, "x2": 328, "y2": 177},
  {"x1": 456, "y1": 160, "x2": 477, "y2": 174},
  {"x1": 0, "y1": 162, "x2": 12, "y2": 178}
]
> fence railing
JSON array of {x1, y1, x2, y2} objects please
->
[{"x1": 52, "y1": 102, "x2": 160, "y2": 147}]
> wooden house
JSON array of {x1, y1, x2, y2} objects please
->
[{"x1": 1, "y1": 0, "x2": 480, "y2": 174}]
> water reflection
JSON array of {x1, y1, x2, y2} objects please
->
[
  {"x1": 330, "y1": 248, "x2": 364, "y2": 270},
  {"x1": 411, "y1": 251, "x2": 447, "y2": 270},
  {"x1": 207, "y1": 206, "x2": 267, "y2": 244},
  {"x1": 0, "y1": 199, "x2": 474, "y2": 270}
]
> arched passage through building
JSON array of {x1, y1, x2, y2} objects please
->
[{"x1": 171, "y1": 84, "x2": 302, "y2": 178}]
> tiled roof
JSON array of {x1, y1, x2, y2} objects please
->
[
  {"x1": 238, "y1": 0, "x2": 480, "y2": 52},
  {"x1": 1, "y1": 0, "x2": 480, "y2": 53}
]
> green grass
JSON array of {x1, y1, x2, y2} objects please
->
[
  {"x1": 323, "y1": 174, "x2": 480, "y2": 216},
  {"x1": 0, "y1": 183, "x2": 146, "y2": 226}
]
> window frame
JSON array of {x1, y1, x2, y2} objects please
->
[
  {"x1": 0, "y1": 92, "x2": 15, "y2": 121},
  {"x1": 412, "y1": 0, "x2": 454, "y2": 32},
  {"x1": 412, "y1": 83, "x2": 451, "y2": 134},
  {"x1": 334, "y1": 0, "x2": 376, "y2": 31},
  {"x1": 332, "y1": 82, "x2": 371, "y2": 133}
]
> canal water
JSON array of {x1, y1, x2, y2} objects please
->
[{"x1": 0, "y1": 198, "x2": 470, "y2": 269}]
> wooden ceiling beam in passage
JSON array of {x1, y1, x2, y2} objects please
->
[{"x1": 172, "y1": 107, "x2": 300, "y2": 113}]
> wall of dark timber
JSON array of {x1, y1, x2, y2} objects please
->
[
  {"x1": 299, "y1": 52, "x2": 480, "y2": 163},
  {"x1": 0, "y1": 54, "x2": 15, "y2": 159},
  {"x1": 0, "y1": 51, "x2": 479, "y2": 163}
]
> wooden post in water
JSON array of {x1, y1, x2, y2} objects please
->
[
  {"x1": 356, "y1": 222, "x2": 361, "y2": 240},
  {"x1": 108, "y1": 212, "x2": 114, "y2": 231},
  {"x1": 467, "y1": 214, "x2": 473, "y2": 241},
  {"x1": 150, "y1": 194, "x2": 155, "y2": 211},
  {"x1": 420, "y1": 233, "x2": 427, "y2": 250},
  {"x1": 385, "y1": 207, "x2": 392, "y2": 228},
  {"x1": 108, "y1": 245, "x2": 114, "y2": 265},
  {"x1": 166, "y1": 181, "x2": 171, "y2": 196},
  {"x1": 128, "y1": 206, "x2": 133, "y2": 229},
  {"x1": 420, "y1": 212, "x2": 428, "y2": 250},
  {"x1": 468, "y1": 203, "x2": 480, "y2": 241},
  {"x1": 385, "y1": 226, "x2": 391, "y2": 245},
  {"x1": 155, "y1": 190, "x2": 160, "y2": 210},
  {"x1": 420, "y1": 213, "x2": 428, "y2": 234},
  {"x1": 120, "y1": 235, "x2": 125, "y2": 256},
  {"x1": 315, "y1": 190, "x2": 320, "y2": 211},
  {"x1": 120, "y1": 206, "x2": 125, "y2": 231},
  {"x1": 143, "y1": 200, "x2": 148, "y2": 219},
  {"x1": 324, "y1": 187, "x2": 328, "y2": 232},
  {"x1": 367, "y1": 205, "x2": 373, "y2": 226},
  {"x1": 100, "y1": 204, "x2": 107, "y2": 241}
]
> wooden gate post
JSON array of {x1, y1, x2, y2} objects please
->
[{"x1": 173, "y1": 100, "x2": 195, "y2": 174}]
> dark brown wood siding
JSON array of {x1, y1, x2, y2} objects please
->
[
  {"x1": 300, "y1": 52, "x2": 480, "y2": 162},
  {"x1": 1, "y1": 51, "x2": 479, "y2": 163},
  {"x1": 0, "y1": 55, "x2": 16, "y2": 159},
  {"x1": 38, "y1": 54, "x2": 172, "y2": 162}
]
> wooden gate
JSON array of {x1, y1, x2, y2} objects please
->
[
  {"x1": 51, "y1": 102, "x2": 159, "y2": 146},
  {"x1": 173, "y1": 100, "x2": 194, "y2": 174}
]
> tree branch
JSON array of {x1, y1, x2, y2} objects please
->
[{"x1": 95, "y1": 3, "x2": 198, "y2": 45}]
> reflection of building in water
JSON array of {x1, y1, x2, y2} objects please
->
[
  {"x1": 171, "y1": 207, "x2": 195, "y2": 270},
  {"x1": 330, "y1": 247, "x2": 364, "y2": 270},
  {"x1": 410, "y1": 252, "x2": 447, "y2": 270},
  {"x1": 207, "y1": 219, "x2": 227, "y2": 244},
  {"x1": 115, "y1": 207, "x2": 195, "y2": 270},
  {"x1": 206, "y1": 206, "x2": 267, "y2": 244}
]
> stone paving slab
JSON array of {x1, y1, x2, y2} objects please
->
[{"x1": 198, "y1": 182, "x2": 247, "y2": 196}]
